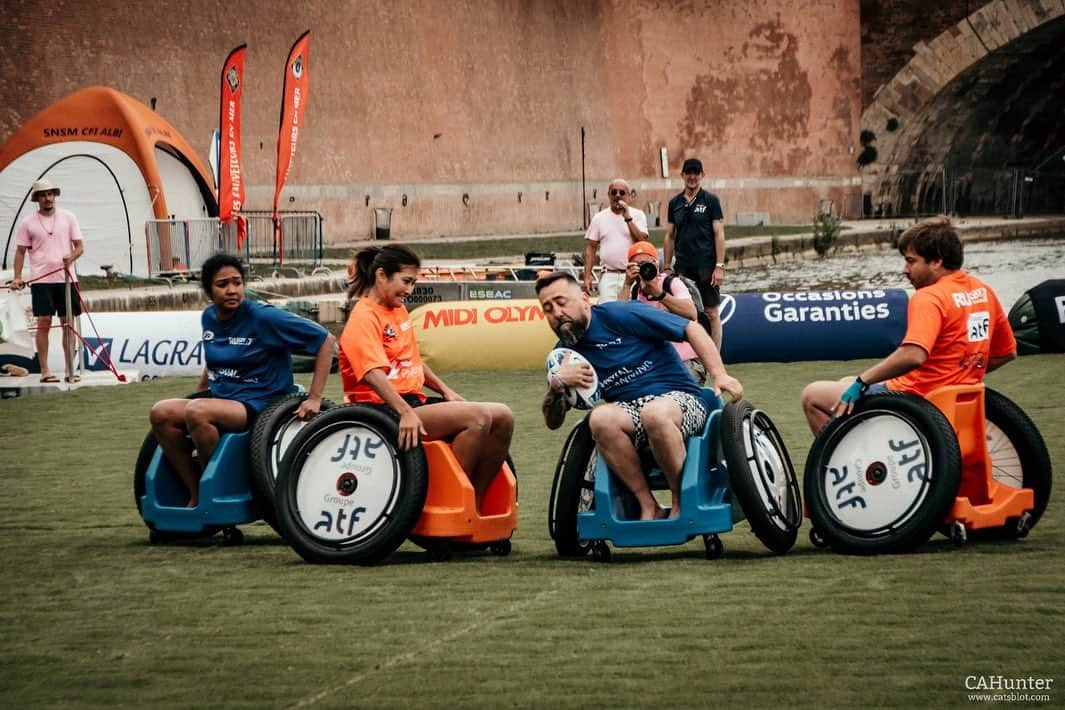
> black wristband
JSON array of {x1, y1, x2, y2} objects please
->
[{"x1": 624, "y1": 217, "x2": 633, "y2": 222}]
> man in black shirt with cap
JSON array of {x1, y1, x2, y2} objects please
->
[{"x1": 663, "y1": 158, "x2": 726, "y2": 347}]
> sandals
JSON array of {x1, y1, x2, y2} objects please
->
[
  {"x1": 65, "y1": 375, "x2": 81, "y2": 383},
  {"x1": 40, "y1": 374, "x2": 60, "y2": 383}
]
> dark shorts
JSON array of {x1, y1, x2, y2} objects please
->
[
  {"x1": 359, "y1": 393, "x2": 444, "y2": 420},
  {"x1": 676, "y1": 266, "x2": 721, "y2": 308},
  {"x1": 30, "y1": 283, "x2": 82, "y2": 318},
  {"x1": 187, "y1": 389, "x2": 257, "y2": 431}
]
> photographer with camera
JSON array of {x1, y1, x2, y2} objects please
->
[{"x1": 623, "y1": 241, "x2": 707, "y2": 385}]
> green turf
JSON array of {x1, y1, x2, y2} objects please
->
[
  {"x1": 1, "y1": 356, "x2": 1061, "y2": 708},
  {"x1": 321, "y1": 225, "x2": 814, "y2": 262}
]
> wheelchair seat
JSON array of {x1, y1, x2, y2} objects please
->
[
  {"x1": 926, "y1": 384, "x2": 1038, "y2": 536},
  {"x1": 576, "y1": 391, "x2": 734, "y2": 548},
  {"x1": 137, "y1": 432, "x2": 257, "y2": 539}
]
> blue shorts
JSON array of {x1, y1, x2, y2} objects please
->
[
  {"x1": 188, "y1": 389, "x2": 258, "y2": 430},
  {"x1": 864, "y1": 382, "x2": 888, "y2": 396}
]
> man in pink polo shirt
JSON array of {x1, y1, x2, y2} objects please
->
[
  {"x1": 11, "y1": 179, "x2": 85, "y2": 383},
  {"x1": 582, "y1": 178, "x2": 649, "y2": 303}
]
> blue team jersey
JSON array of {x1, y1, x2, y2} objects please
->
[
  {"x1": 201, "y1": 300, "x2": 329, "y2": 412},
  {"x1": 563, "y1": 301, "x2": 701, "y2": 402}
]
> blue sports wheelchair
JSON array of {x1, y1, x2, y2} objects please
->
[
  {"x1": 549, "y1": 390, "x2": 801, "y2": 561},
  {"x1": 134, "y1": 392, "x2": 330, "y2": 545}
]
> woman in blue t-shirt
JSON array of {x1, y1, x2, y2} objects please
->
[{"x1": 148, "y1": 254, "x2": 335, "y2": 507}]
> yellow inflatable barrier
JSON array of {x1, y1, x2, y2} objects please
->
[{"x1": 411, "y1": 299, "x2": 558, "y2": 371}]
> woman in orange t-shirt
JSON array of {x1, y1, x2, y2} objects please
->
[{"x1": 339, "y1": 244, "x2": 514, "y2": 506}]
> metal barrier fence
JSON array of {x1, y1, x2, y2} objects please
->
[
  {"x1": 145, "y1": 211, "x2": 323, "y2": 278},
  {"x1": 145, "y1": 218, "x2": 247, "y2": 279},
  {"x1": 240, "y1": 211, "x2": 323, "y2": 267},
  {"x1": 872, "y1": 167, "x2": 1065, "y2": 219}
]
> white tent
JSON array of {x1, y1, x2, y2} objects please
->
[{"x1": 0, "y1": 86, "x2": 216, "y2": 278}]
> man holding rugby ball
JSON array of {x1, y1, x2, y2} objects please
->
[{"x1": 536, "y1": 272, "x2": 742, "y2": 520}]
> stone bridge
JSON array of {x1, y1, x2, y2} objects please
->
[{"x1": 861, "y1": 0, "x2": 1065, "y2": 217}]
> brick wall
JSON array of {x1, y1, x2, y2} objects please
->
[
  {"x1": 860, "y1": 0, "x2": 972, "y2": 108},
  {"x1": 2, "y1": 0, "x2": 862, "y2": 238}
]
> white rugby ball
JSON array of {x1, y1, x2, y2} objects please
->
[{"x1": 545, "y1": 347, "x2": 601, "y2": 410}]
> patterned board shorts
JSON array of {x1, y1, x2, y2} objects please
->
[{"x1": 614, "y1": 390, "x2": 708, "y2": 448}]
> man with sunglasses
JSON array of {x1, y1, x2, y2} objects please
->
[
  {"x1": 583, "y1": 178, "x2": 649, "y2": 303},
  {"x1": 663, "y1": 158, "x2": 726, "y2": 347}
]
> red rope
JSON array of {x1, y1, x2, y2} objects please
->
[
  {"x1": 5, "y1": 266, "x2": 127, "y2": 382},
  {"x1": 67, "y1": 268, "x2": 127, "y2": 382}
]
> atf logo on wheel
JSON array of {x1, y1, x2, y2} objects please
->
[
  {"x1": 294, "y1": 424, "x2": 402, "y2": 543},
  {"x1": 275, "y1": 405, "x2": 429, "y2": 565},
  {"x1": 818, "y1": 414, "x2": 933, "y2": 534},
  {"x1": 804, "y1": 393, "x2": 962, "y2": 554}
]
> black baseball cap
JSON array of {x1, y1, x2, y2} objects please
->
[{"x1": 681, "y1": 158, "x2": 703, "y2": 174}]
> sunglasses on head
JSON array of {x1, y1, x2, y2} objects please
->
[{"x1": 610, "y1": 189, "x2": 628, "y2": 196}]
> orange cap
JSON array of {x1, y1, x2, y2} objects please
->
[{"x1": 627, "y1": 241, "x2": 658, "y2": 262}]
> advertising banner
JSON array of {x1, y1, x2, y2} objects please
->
[
  {"x1": 218, "y1": 44, "x2": 247, "y2": 224},
  {"x1": 411, "y1": 290, "x2": 910, "y2": 372},
  {"x1": 273, "y1": 30, "x2": 310, "y2": 261},
  {"x1": 81, "y1": 311, "x2": 203, "y2": 378},
  {"x1": 719, "y1": 289, "x2": 908, "y2": 364}
]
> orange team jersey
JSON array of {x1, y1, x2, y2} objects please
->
[
  {"x1": 338, "y1": 297, "x2": 426, "y2": 404},
  {"x1": 888, "y1": 270, "x2": 1016, "y2": 397}
]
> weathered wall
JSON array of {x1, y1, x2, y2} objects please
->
[
  {"x1": 859, "y1": 0, "x2": 1065, "y2": 217},
  {"x1": 1, "y1": 0, "x2": 861, "y2": 240},
  {"x1": 859, "y1": 0, "x2": 971, "y2": 109}
]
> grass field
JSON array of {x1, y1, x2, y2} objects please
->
[{"x1": 1, "y1": 355, "x2": 1062, "y2": 708}]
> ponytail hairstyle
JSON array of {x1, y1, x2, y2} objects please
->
[{"x1": 347, "y1": 244, "x2": 421, "y2": 300}]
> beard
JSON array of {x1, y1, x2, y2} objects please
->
[{"x1": 556, "y1": 318, "x2": 588, "y2": 347}]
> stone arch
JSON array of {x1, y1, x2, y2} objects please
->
[{"x1": 861, "y1": 0, "x2": 1065, "y2": 217}]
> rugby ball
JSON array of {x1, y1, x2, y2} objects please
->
[{"x1": 545, "y1": 348, "x2": 601, "y2": 410}]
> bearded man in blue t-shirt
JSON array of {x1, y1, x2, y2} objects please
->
[{"x1": 537, "y1": 272, "x2": 742, "y2": 520}]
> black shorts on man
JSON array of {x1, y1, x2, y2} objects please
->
[
  {"x1": 30, "y1": 282, "x2": 83, "y2": 318},
  {"x1": 676, "y1": 266, "x2": 721, "y2": 308}
]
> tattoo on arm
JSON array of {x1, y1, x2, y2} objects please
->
[{"x1": 542, "y1": 388, "x2": 567, "y2": 429}]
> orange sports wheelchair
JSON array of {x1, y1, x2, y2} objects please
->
[
  {"x1": 272, "y1": 404, "x2": 517, "y2": 564},
  {"x1": 804, "y1": 384, "x2": 1051, "y2": 554}
]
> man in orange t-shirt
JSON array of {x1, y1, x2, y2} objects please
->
[{"x1": 801, "y1": 216, "x2": 1017, "y2": 435}]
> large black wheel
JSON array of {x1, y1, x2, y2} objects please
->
[
  {"x1": 274, "y1": 404, "x2": 429, "y2": 564},
  {"x1": 982, "y1": 388, "x2": 1052, "y2": 537},
  {"x1": 248, "y1": 393, "x2": 334, "y2": 531},
  {"x1": 548, "y1": 417, "x2": 597, "y2": 557},
  {"x1": 804, "y1": 393, "x2": 962, "y2": 554},
  {"x1": 720, "y1": 401, "x2": 801, "y2": 554}
]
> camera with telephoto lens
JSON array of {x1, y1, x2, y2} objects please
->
[{"x1": 638, "y1": 261, "x2": 658, "y2": 282}]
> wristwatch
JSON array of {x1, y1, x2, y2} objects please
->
[
  {"x1": 715, "y1": 262, "x2": 725, "y2": 269},
  {"x1": 624, "y1": 217, "x2": 633, "y2": 222},
  {"x1": 647, "y1": 291, "x2": 666, "y2": 301}
]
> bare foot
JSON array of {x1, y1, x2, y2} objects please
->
[
  {"x1": 185, "y1": 497, "x2": 199, "y2": 509},
  {"x1": 639, "y1": 506, "x2": 669, "y2": 521}
]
